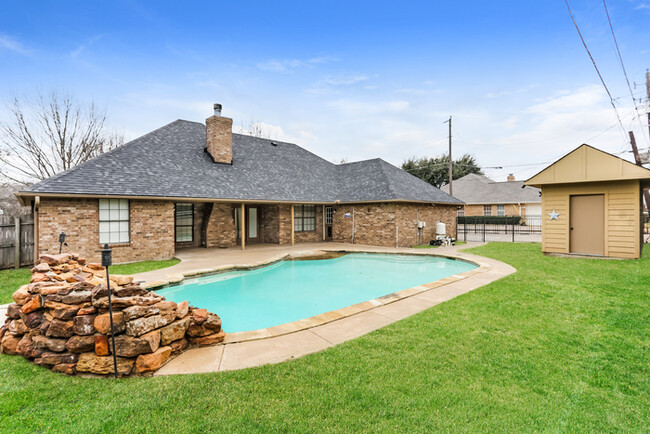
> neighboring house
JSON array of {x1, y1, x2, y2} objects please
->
[
  {"x1": 526, "y1": 144, "x2": 650, "y2": 259},
  {"x1": 441, "y1": 173, "x2": 541, "y2": 222},
  {"x1": 16, "y1": 104, "x2": 462, "y2": 263}
]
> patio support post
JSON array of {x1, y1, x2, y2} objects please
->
[
  {"x1": 291, "y1": 205, "x2": 295, "y2": 246},
  {"x1": 322, "y1": 205, "x2": 325, "y2": 241},
  {"x1": 240, "y1": 203, "x2": 245, "y2": 250}
]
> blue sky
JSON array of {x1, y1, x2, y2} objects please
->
[{"x1": 1, "y1": 0, "x2": 649, "y2": 181}]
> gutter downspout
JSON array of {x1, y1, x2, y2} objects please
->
[
  {"x1": 351, "y1": 208, "x2": 355, "y2": 244},
  {"x1": 33, "y1": 196, "x2": 40, "y2": 265}
]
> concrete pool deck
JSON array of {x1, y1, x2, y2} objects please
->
[{"x1": 133, "y1": 242, "x2": 516, "y2": 376}]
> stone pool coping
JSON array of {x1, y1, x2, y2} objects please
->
[{"x1": 153, "y1": 246, "x2": 516, "y2": 375}]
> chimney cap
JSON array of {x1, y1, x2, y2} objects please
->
[{"x1": 213, "y1": 103, "x2": 222, "y2": 116}]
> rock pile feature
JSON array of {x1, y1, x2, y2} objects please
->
[{"x1": 0, "y1": 253, "x2": 225, "y2": 376}]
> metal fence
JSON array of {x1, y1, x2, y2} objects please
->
[
  {"x1": 457, "y1": 215, "x2": 542, "y2": 243},
  {"x1": 0, "y1": 215, "x2": 34, "y2": 269}
]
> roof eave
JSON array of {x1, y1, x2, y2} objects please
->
[{"x1": 16, "y1": 191, "x2": 464, "y2": 206}]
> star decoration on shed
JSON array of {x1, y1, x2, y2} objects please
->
[{"x1": 548, "y1": 210, "x2": 560, "y2": 220}]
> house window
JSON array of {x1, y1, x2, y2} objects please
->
[
  {"x1": 325, "y1": 206, "x2": 333, "y2": 224},
  {"x1": 99, "y1": 199, "x2": 130, "y2": 244},
  {"x1": 457, "y1": 208, "x2": 465, "y2": 217},
  {"x1": 175, "y1": 203, "x2": 194, "y2": 242},
  {"x1": 294, "y1": 205, "x2": 316, "y2": 232},
  {"x1": 483, "y1": 205, "x2": 492, "y2": 216},
  {"x1": 497, "y1": 205, "x2": 505, "y2": 216}
]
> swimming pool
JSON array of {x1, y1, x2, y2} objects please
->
[{"x1": 156, "y1": 253, "x2": 477, "y2": 333}]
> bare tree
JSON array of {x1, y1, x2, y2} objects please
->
[
  {"x1": 236, "y1": 117, "x2": 274, "y2": 139},
  {"x1": 641, "y1": 149, "x2": 650, "y2": 165},
  {"x1": 0, "y1": 182, "x2": 30, "y2": 217},
  {"x1": 0, "y1": 91, "x2": 123, "y2": 183}
]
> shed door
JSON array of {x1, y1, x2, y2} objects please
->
[{"x1": 570, "y1": 194, "x2": 604, "y2": 255}]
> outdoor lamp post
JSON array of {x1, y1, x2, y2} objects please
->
[
  {"x1": 101, "y1": 244, "x2": 119, "y2": 379},
  {"x1": 58, "y1": 232, "x2": 67, "y2": 254}
]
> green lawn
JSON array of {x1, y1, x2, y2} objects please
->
[
  {"x1": 0, "y1": 268, "x2": 32, "y2": 305},
  {"x1": 0, "y1": 259, "x2": 180, "y2": 304},
  {"x1": 1, "y1": 243, "x2": 648, "y2": 431}
]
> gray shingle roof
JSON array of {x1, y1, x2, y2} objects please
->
[
  {"x1": 440, "y1": 173, "x2": 540, "y2": 204},
  {"x1": 22, "y1": 119, "x2": 461, "y2": 205}
]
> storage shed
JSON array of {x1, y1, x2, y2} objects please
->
[{"x1": 525, "y1": 144, "x2": 650, "y2": 259}]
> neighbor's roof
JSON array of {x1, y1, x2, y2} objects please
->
[
  {"x1": 440, "y1": 173, "x2": 540, "y2": 204},
  {"x1": 525, "y1": 144, "x2": 650, "y2": 187},
  {"x1": 19, "y1": 120, "x2": 462, "y2": 205}
]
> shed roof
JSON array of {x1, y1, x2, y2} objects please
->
[
  {"x1": 526, "y1": 144, "x2": 650, "y2": 187},
  {"x1": 440, "y1": 173, "x2": 540, "y2": 204},
  {"x1": 18, "y1": 119, "x2": 462, "y2": 205}
]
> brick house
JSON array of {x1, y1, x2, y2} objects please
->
[
  {"x1": 441, "y1": 173, "x2": 541, "y2": 223},
  {"x1": 16, "y1": 105, "x2": 462, "y2": 263}
]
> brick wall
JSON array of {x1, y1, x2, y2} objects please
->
[
  {"x1": 205, "y1": 203, "x2": 237, "y2": 248},
  {"x1": 38, "y1": 199, "x2": 175, "y2": 264},
  {"x1": 278, "y1": 205, "x2": 292, "y2": 244},
  {"x1": 260, "y1": 205, "x2": 279, "y2": 243},
  {"x1": 331, "y1": 202, "x2": 456, "y2": 247},
  {"x1": 463, "y1": 204, "x2": 527, "y2": 217}
]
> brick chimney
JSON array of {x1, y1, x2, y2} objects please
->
[
  {"x1": 205, "y1": 103, "x2": 233, "y2": 164},
  {"x1": 507, "y1": 173, "x2": 515, "y2": 182}
]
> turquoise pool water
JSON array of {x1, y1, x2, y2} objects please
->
[{"x1": 157, "y1": 253, "x2": 476, "y2": 333}]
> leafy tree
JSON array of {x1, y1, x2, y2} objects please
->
[
  {"x1": 402, "y1": 153, "x2": 483, "y2": 188},
  {"x1": 0, "y1": 90, "x2": 123, "y2": 183}
]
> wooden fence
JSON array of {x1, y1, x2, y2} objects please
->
[{"x1": 0, "y1": 215, "x2": 34, "y2": 269}]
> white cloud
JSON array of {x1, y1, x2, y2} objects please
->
[
  {"x1": 0, "y1": 34, "x2": 29, "y2": 55},
  {"x1": 322, "y1": 75, "x2": 369, "y2": 86},
  {"x1": 306, "y1": 74, "x2": 371, "y2": 94},
  {"x1": 256, "y1": 56, "x2": 337, "y2": 73},
  {"x1": 484, "y1": 84, "x2": 538, "y2": 99},
  {"x1": 328, "y1": 99, "x2": 410, "y2": 116},
  {"x1": 69, "y1": 35, "x2": 104, "y2": 58}
]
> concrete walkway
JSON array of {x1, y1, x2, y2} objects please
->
[{"x1": 150, "y1": 242, "x2": 516, "y2": 376}]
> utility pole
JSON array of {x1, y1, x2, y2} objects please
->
[
  {"x1": 445, "y1": 116, "x2": 453, "y2": 196},
  {"x1": 629, "y1": 130, "x2": 650, "y2": 210},
  {"x1": 647, "y1": 70, "x2": 650, "y2": 142}
]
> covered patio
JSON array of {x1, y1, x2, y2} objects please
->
[{"x1": 173, "y1": 202, "x2": 330, "y2": 252}]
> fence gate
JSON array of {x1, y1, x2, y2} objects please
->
[{"x1": 0, "y1": 215, "x2": 34, "y2": 269}]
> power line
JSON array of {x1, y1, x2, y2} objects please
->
[
  {"x1": 602, "y1": 0, "x2": 650, "y2": 146},
  {"x1": 564, "y1": 0, "x2": 628, "y2": 141}
]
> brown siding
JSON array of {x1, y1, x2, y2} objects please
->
[
  {"x1": 541, "y1": 180, "x2": 641, "y2": 258},
  {"x1": 38, "y1": 198, "x2": 175, "y2": 263}
]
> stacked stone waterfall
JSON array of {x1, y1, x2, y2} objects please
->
[{"x1": 0, "y1": 253, "x2": 225, "y2": 376}]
